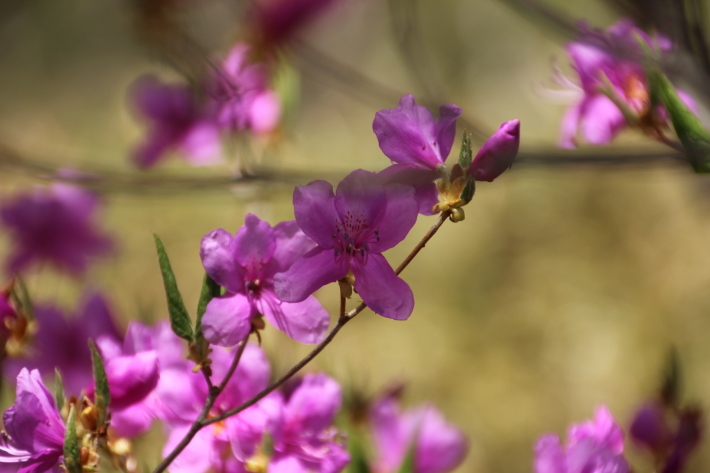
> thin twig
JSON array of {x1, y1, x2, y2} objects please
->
[{"x1": 151, "y1": 336, "x2": 249, "y2": 473}]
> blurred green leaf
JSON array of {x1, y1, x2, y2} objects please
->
[
  {"x1": 396, "y1": 439, "x2": 417, "y2": 473},
  {"x1": 63, "y1": 404, "x2": 81, "y2": 473},
  {"x1": 54, "y1": 368, "x2": 65, "y2": 412},
  {"x1": 89, "y1": 339, "x2": 110, "y2": 427},
  {"x1": 647, "y1": 67, "x2": 710, "y2": 172},
  {"x1": 154, "y1": 234, "x2": 194, "y2": 342},
  {"x1": 458, "y1": 131, "x2": 473, "y2": 170},
  {"x1": 460, "y1": 177, "x2": 476, "y2": 205},
  {"x1": 661, "y1": 347, "x2": 682, "y2": 408},
  {"x1": 347, "y1": 430, "x2": 372, "y2": 473}
]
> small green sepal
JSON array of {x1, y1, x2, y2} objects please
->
[
  {"x1": 458, "y1": 131, "x2": 473, "y2": 170},
  {"x1": 154, "y1": 234, "x2": 194, "y2": 342},
  {"x1": 63, "y1": 404, "x2": 81, "y2": 473},
  {"x1": 89, "y1": 339, "x2": 110, "y2": 427},
  {"x1": 53, "y1": 368, "x2": 65, "y2": 413}
]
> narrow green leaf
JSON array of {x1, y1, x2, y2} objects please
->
[
  {"x1": 647, "y1": 67, "x2": 710, "y2": 172},
  {"x1": 14, "y1": 276, "x2": 34, "y2": 321},
  {"x1": 54, "y1": 368, "x2": 65, "y2": 412},
  {"x1": 153, "y1": 234, "x2": 194, "y2": 342},
  {"x1": 195, "y1": 273, "x2": 220, "y2": 360},
  {"x1": 89, "y1": 339, "x2": 110, "y2": 427},
  {"x1": 63, "y1": 404, "x2": 81, "y2": 473},
  {"x1": 661, "y1": 347, "x2": 682, "y2": 408},
  {"x1": 396, "y1": 439, "x2": 417, "y2": 473},
  {"x1": 347, "y1": 431, "x2": 372, "y2": 473},
  {"x1": 458, "y1": 131, "x2": 473, "y2": 170},
  {"x1": 460, "y1": 177, "x2": 476, "y2": 205}
]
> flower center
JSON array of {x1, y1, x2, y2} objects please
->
[{"x1": 331, "y1": 211, "x2": 380, "y2": 264}]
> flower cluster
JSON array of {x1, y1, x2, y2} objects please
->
[{"x1": 558, "y1": 19, "x2": 697, "y2": 148}]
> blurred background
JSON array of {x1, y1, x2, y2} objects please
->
[{"x1": 1, "y1": 0, "x2": 709, "y2": 472}]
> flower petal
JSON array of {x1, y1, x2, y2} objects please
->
[
  {"x1": 162, "y1": 426, "x2": 215, "y2": 473},
  {"x1": 559, "y1": 102, "x2": 582, "y2": 149},
  {"x1": 534, "y1": 435, "x2": 566, "y2": 473},
  {"x1": 293, "y1": 181, "x2": 338, "y2": 248},
  {"x1": 580, "y1": 95, "x2": 626, "y2": 146},
  {"x1": 415, "y1": 406, "x2": 468, "y2": 473},
  {"x1": 201, "y1": 293, "x2": 255, "y2": 347},
  {"x1": 435, "y1": 104, "x2": 463, "y2": 161},
  {"x1": 110, "y1": 401, "x2": 155, "y2": 438},
  {"x1": 234, "y1": 214, "x2": 276, "y2": 269},
  {"x1": 370, "y1": 396, "x2": 408, "y2": 473},
  {"x1": 285, "y1": 374, "x2": 341, "y2": 433},
  {"x1": 274, "y1": 247, "x2": 348, "y2": 303},
  {"x1": 257, "y1": 291, "x2": 330, "y2": 344},
  {"x1": 266, "y1": 220, "x2": 316, "y2": 275},
  {"x1": 201, "y1": 229, "x2": 245, "y2": 293},
  {"x1": 334, "y1": 170, "x2": 388, "y2": 230},
  {"x1": 369, "y1": 183, "x2": 418, "y2": 253},
  {"x1": 212, "y1": 344, "x2": 270, "y2": 408},
  {"x1": 352, "y1": 254, "x2": 414, "y2": 321},
  {"x1": 379, "y1": 164, "x2": 439, "y2": 216},
  {"x1": 179, "y1": 121, "x2": 222, "y2": 166},
  {"x1": 105, "y1": 351, "x2": 160, "y2": 410}
]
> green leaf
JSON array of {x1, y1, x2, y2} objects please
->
[
  {"x1": 154, "y1": 234, "x2": 194, "y2": 342},
  {"x1": 195, "y1": 273, "x2": 220, "y2": 360},
  {"x1": 661, "y1": 347, "x2": 682, "y2": 408},
  {"x1": 14, "y1": 276, "x2": 34, "y2": 321},
  {"x1": 460, "y1": 177, "x2": 476, "y2": 205},
  {"x1": 54, "y1": 368, "x2": 65, "y2": 412},
  {"x1": 89, "y1": 339, "x2": 110, "y2": 427},
  {"x1": 396, "y1": 438, "x2": 417, "y2": 473},
  {"x1": 458, "y1": 131, "x2": 473, "y2": 170},
  {"x1": 647, "y1": 67, "x2": 710, "y2": 172},
  {"x1": 63, "y1": 404, "x2": 81, "y2": 473},
  {"x1": 347, "y1": 431, "x2": 372, "y2": 473}
]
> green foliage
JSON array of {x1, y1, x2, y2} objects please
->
[
  {"x1": 195, "y1": 273, "x2": 220, "y2": 360},
  {"x1": 460, "y1": 177, "x2": 476, "y2": 205},
  {"x1": 89, "y1": 339, "x2": 110, "y2": 427},
  {"x1": 396, "y1": 439, "x2": 417, "y2": 473},
  {"x1": 53, "y1": 368, "x2": 65, "y2": 412},
  {"x1": 63, "y1": 405, "x2": 81, "y2": 473},
  {"x1": 347, "y1": 431, "x2": 372, "y2": 473},
  {"x1": 458, "y1": 131, "x2": 473, "y2": 170},
  {"x1": 154, "y1": 234, "x2": 194, "y2": 342}
]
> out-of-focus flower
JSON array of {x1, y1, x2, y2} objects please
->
[
  {"x1": 201, "y1": 214, "x2": 329, "y2": 347},
  {"x1": 250, "y1": 0, "x2": 342, "y2": 49},
  {"x1": 208, "y1": 44, "x2": 282, "y2": 135},
  {"x1": 630, "y1": 402, "x2": 703, "y2": 473},
  {"x1": 274, "y1": 169, "x2": 418, "y2": 321},
  {"x1": 96, "y1": 321, "x2": 186, "y2": 438},
  {"x1": 467, "y1": 120, "x2": 520, "y2": 182},
  {"x1": 0, "y1": 185, "x2": 113, "y2": 276},
  {"x1": 558, "y1": 19, "x2": 697, "y2": 148},
  {"x1": 373, "y1": 95, "x2": 461, "y2": 215},
  {"x1": 369, "y1": 394, "x2": 468, "y2": 473},
  {"x1": 0, "y1": 369, "x2": 65, "y2": 473},
  {"x1": 160, "y1": 343, "x2": 272, "y2": 473},
  {"x1": 3, "y1": 292, "x2": 122, "y2": 396},
  {"x1": 130, "y1": 75, "x2": 222, "y2": 168},
  {"x1": 534, "y1": 406, "x2": 629, "y2": 473},
  {"x1": 0, "y1": 280, "x2": 34, "y2": 360}
]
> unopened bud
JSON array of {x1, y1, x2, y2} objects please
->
[
  {"x1": 630, "y1": 403, "x2": 671, "y2": 452},
  {"x1": 468, "y1": 119, "x2": 520, "y2": 182}
]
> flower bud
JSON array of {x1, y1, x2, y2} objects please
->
[
  {"x1": 468, "y1": 119, "x2": 520, "y2": 182},
  {"x1": 630, "y1": 403, "x2": 672, "y2": 452}
]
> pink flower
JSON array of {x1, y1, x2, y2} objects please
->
[
  {"x1": 534, "y1": 406, "x2": 629, "y2": 473},
  {"x1": 369, "y1": 394, "x2": 468, "y2": 473},
  {"x1": 274, "y1": 169, "x2": 418, "y2": 321},
  {"x1": 0, "y1": 185, "x2": 112, "y2": 276},
  {"x1": 251, "y1": 0, "x2": 342, "y2": 48},
  {"x1": 200, "y1": 214, "x2": 330, "y2": 347},
  {"x1": 130, "y1": 75, "x2": 222, "y2": 168},
  {"x1": 467, "y1": 120, "x2": 520, "y2": 182},
  {"x1": 0, "y1": 369, "x2": 65, "y2": 473},
  {"x1": 559, "y1": 19, "x2": 697, "y2": 148},
  {"x1": 208, "y1": 44, "x2": 282, "y2": 135}
]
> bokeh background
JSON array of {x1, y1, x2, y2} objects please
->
[{"x1": 1, "y1": 0, "x2": 709, "y2": 472}]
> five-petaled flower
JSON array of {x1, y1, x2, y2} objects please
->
[
  {"x1": 201, "y1": 214, "x2": 330, "y2": 346},
  {"x1": 274, "y1": 169, "x2": 418, "y2": 321}
]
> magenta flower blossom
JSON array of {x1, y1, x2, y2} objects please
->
[
  {"x1": 130, "y1": 75, "x2": 222, "y2": 168},
  {"x1": 274, "y1": 169, "x2": 418, "y2": 321},
  {"x1": 373, "y1": 95, "x2": 462, "y2": 215},
  {"x1": 208, "y1": 44, "x2": 281, "y2": 135},
  {"x1": 534, "y1": 406, "x2": 629, "y2": 473},
  {"x1": 0, "y1": 369, "x2": 65, "y2": 473},
  {"x1": 99, "y1": 321, "x2": 186, "y2": 438},
  {"x1": 0, "y1": 185, "x2": 113, "y2": 276},
  {"x1": 369, "y1": 394, "x2": 468, "y2": 473},
  {"x1": 230, "y1": 373, "x2": 349, "y2": 473},
  {"x1": 3, "y1": 292, "x2": 122, "y2": 396},
  {"x1": 201, "y1": 214, "x2": 330, "y2": 346},
  {"x1": 468, "y1": 120, "x2": 520, "y2": 182},
  {"x1": 559, "y1": 19, "x2": 697, "y2": 148}
]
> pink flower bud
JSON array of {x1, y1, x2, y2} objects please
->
[{"x1": 467, "y1": 119, "x2": 520, "y2": 182}]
